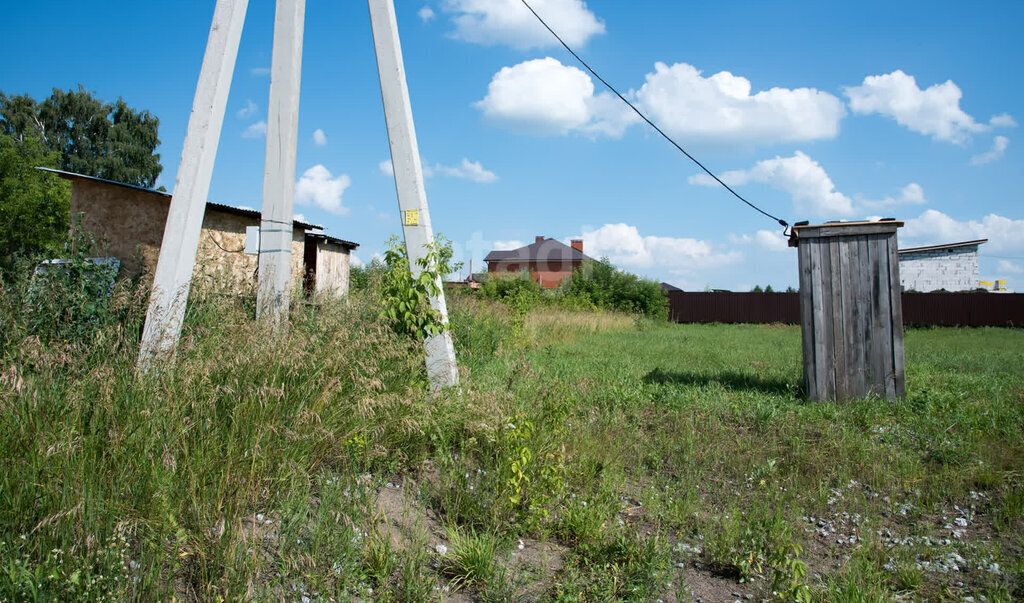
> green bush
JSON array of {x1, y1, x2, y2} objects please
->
[
  {"x1": 377, "y1": 234, "x2": 460, "y2": 341},
  {"x1": 1, "y1": 232, "x2": 145, "y2": 349},
  {"x1": 562, "y1": 259, "x2": 668, "y2": 320},
  {"x1": 477, "y1": 272, "x2": 541, "y2": 306}
]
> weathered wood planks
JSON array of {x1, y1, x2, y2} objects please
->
[{"x1": 792, "y1": 221, "x2": 906, "y2": 401}]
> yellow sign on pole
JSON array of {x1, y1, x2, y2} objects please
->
[{"x1": 404, "y1": 209, "x2": 419, "y2": 226}]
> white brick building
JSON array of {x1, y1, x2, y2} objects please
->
[{"x1": 898, "y1": 239, "x2": 987, "y2": 292}]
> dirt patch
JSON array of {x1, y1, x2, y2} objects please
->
[
  {"x1": 678, "y1": 563, "x2": 757, "y2": 602},
  {"x1": 503, "y1": 537, "x2": 569, "y2": 600},
  {"x1": 372, "y1": 478, "x2": 447, "y2": 554}
]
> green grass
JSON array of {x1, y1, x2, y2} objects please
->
[{"x1": 1, "y1": 276, "x2": 1022, "y2": 600}]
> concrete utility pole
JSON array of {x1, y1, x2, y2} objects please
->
[
  {"x1": 138, "y1": 0, "x2": 249, "y2": 368},
  {"x1": 367, "y1": 0, "x2": 459, "y2": 389},
  {"x1": 256, "y1": 0, "x2": 306, "y2": 326}
]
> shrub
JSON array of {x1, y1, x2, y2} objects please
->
[
  {"x1": 378, "y1": 234, "x2": 460, "y2": 340},
  {"x1": 562, "y1": 259, "x2": 667, "y2": 320},
  {"x1": 2, "y1": 231, "x2": 145, "y2": 348},
  {"x1": 477, "y1": 272, "x2": 541, "y2": 306}
]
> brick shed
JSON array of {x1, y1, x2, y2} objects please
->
[
  {"x1": 898, "y1": 239, "x2": 986, "y2": 292},
  {"x1": 44, "y1": 168, "x2": 358, "y2": 296},
  {"x1": 484, "y1": 236, "x2": 592, "y2": 289}
]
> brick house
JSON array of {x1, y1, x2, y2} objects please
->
[
  {"x1": 45, "y1": 168, "x2": 358, "y2": 296},
  {"x1": 484, "y1": 236, "x2": 592, "y2": 289},
  {"x1": 898, "y1": 239, "x2": 987, "y2": 292}
]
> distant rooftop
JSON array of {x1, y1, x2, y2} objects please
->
[
  {"x1": 898, "y1": 239, "x2": 988, "y2": 254},
  {"x1": 484, "y1": 237, "x2": 592, "y2": 263}
]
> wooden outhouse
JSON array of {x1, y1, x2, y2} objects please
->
[{"x1": 789, "y1": 220, "x2": 905, "y2": 401}]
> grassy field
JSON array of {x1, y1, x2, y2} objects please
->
[{"x1": 1, "y1": 283, "x2": 1022, "y2": 601}]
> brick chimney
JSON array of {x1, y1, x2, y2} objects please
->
[
  {"x1": 571, "y1": 239, "x2": 583, "y2": 253},
  {"x1": 535, "y1": 235, "x2": 545, "y2": 243}
]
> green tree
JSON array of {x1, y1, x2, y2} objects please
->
[
  {"x1": 0, "y1": 86, "x2": 162, "y2": 188},
  {"x1": 0, "y1": 134, "x2": 70, "y2": 275}
]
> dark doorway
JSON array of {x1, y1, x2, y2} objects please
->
[{"x1": 303, "y1": 238, "x2": 317, "y2": 296}]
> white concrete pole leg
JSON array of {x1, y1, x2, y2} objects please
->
[
  {"x1": 256, "y1": 0, "x2": 306, "y2": 326},
  {"x1": 138, "y1": 0, "x2": 249, "y2": 369},
  {"x1": 367, "y1": 0, "x2": 459, "y2": 390}
]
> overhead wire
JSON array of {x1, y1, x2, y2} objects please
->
[{"x1": 519, "y1": 0, "x2": 790, "y2": 228}]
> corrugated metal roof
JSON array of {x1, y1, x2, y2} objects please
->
[
  {"x1": 305, "y1": 232, "x2": 359, "y2": 250},
  {"x1": 898, "y1": 239, "x2": 988, "y2": 254},
  {"x1": 37, "y1": 167, "x2": 323, "y2": 231},
  {"x1": 484, "y1": 237, "x2": 591, "y2": 263}
]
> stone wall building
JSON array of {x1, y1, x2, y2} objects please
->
[
  {"x1": 897, "y1": 239, "x2": 987, "y2": 292},
  {"x1": 46, "y1": 168, "x2": 357, "y2": 296}
]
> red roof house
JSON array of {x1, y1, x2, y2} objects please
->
[{"x1": 483, "y1": 236, "x2": 593, "y2": 289}]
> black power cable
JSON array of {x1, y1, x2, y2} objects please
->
[{"x1": 519, "y1": 0, "x2": 789, "y2": 228}]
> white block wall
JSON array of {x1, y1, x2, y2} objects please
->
[{"x1": 898, "y1": 246, "x2": 980, "y2": 292}]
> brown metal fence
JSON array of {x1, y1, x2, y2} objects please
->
[{"x1": 666, "y1": 291, "x2": 1024, "y2": 327}]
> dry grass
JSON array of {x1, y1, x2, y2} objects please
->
[{"x1": 525, "y1": 305, "x2": 635, "y2": 344}]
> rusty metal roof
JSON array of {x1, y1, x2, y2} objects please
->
[{"x1": 305, "y1": 232, "x2": 358, "y2": 250}]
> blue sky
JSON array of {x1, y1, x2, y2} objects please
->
[{"x1": 4, "y1": 0, "x2": 1023, "y2": 290}]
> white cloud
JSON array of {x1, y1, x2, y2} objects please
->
[
  {"x1": 997, "y1": 260, "x2": 1023, "y2": 274},
  {"x1": 754, "y1": 229, "x2": 789, "y2": 252},
  {"x1": 242, "y1": 120, "x2": 267, "y2": 138},
  {"x1": 474, "y1": 57, "x2": 635, "y2": 137},
  {"x1": 858, "y1": 182, "x2": 928, "y2": 210},
  {"x1": 312, "y1": 129, "x2": 328, "y2": 147},
  {"x1": 441, "y1": 0, "x2": 604, "y2": 49},
  {"x1": 475, "y1": 59, "x2": 843, "y2": 145},
  {"x1": 418, "y1": 5, "x2": 436, "y2": 22},
  {"x1": 581, "y1": 223, "x2": 741, "y2": 272},
  {"x1": 293, "y1": 213, "x2": 307, "y2": 223},
  {"x1": 250, "y1": 67, "x2": 271, "y2": 76},
  {"x1": 902, "y1": 209, "x2": 1024, "y2": 252},
  {"x1": 295, "y1": 165, "x2": 351, "y2": 215},
  {"x1": 690, "y1": 151, "x2": 853, "y2": 217},
  {"x1": 989, "y1": 113, "x2": 1017, "y2": 128},
  {"x1": 236, "y1": 99, "x2": 258, "y2": 119},
  {"x1": 435, "y1": 158, "x2": 498, "y2": 183},
  {"x1": 844, "y1": 70, "x2": 989, "y2": 143},
  {"x1": 634, "y1": 62, "x2": 844, "y2": 145},
  {"x1": 728, "y1": 229, "x2": 790, "y2": 252},
  {"x1": 351, "y1": 253, "x2": 365, "y2": 268},
  {"x1": 493, "y1": 239, "x2": 524, "y2": 250},
  {"x1": 971, "y1": 135, "x2": 1009, "y2": 165},
  {"x1": 378, "y1": 157, "x2": 497, "y2": 183}
]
